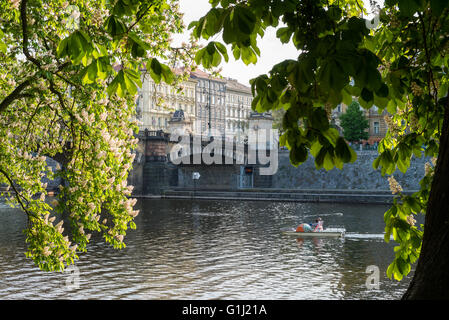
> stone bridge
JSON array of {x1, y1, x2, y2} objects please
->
[{"x1": 128, "y1": 130, "x2": 275, "y2": 195}]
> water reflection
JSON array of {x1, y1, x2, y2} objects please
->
[{"x1": 0, "y1": 199, "x2": 413, "y2": 299}]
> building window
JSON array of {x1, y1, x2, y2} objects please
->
[{"x1": 374, "y1": 121, "x2": 380, "y2": 134}]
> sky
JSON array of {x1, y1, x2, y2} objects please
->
[
  {"x1": 173, "y1": 0, "x2": 383, "y2": 86},
  {"x1": 172, "y1": 0, "x2": 298, "y2": 86}
]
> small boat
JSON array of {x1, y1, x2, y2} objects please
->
[{"x1": 282, "y1": 228, "x2": 345, "y2": 238}]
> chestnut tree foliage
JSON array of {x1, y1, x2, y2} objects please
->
[
  {"x1": 0, "y1": 0, "x2": 189, "y2": 271},
  {"x1": 191, "y1": 0, "x2": 449, "y2": 298}
]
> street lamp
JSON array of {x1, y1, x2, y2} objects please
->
[
  {"x1": 237, "y1": 96, "x2": 242, "y2": 143},
  {"x1": 200, "y1": 79, "x2": 212, "y2": 137}
]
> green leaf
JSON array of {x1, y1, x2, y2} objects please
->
[
  {"x1": 309, "y1": 107, "x2": 330, "y2": 131},
  {"x1": 160, "y1": 64, "x2": 174, "y2": 85},
  {"x1": 430, "y1": 0, "x2": 449, "y2": 16},
  {"x1": 82, "y1": 61, "x2": 98, "y2": 84},
  {"x1": 222, "y1": 12, "x2": 236, "y2": 43},
  {"x1": 104, "y1": 15, "x2": 127, "y2": 38},
  {"x1": 386, "y1": 261, "x2": 395, "y2": 279},
  {"x1": 56, "y1": 37, "x2": 70, "y2": 57},
  {"x1": 276, "y1": 27, "x2": 293, "y2": 44},
  {"x1": 375, "y1": 83, "x2": 389, "y2": 98},
  {"x1": 361, "y1": 87, "x2": 374, "y2": 102},
  {"x1": 196, "y1": 41, "x2": 230, "y2": 68},
  {"x1": 404, "y1": 197, "x2": 421, "y2": 213},
  {"x1": 0, "y1": 29, "x2": 6, "y2": 53},
  {"x1": 328, "y1": 5, "x2": 342, "y2": 21},
  {"x1": 335, "y1": 137, "x2": 353, "y2": 163},
  {"x1": 214, "y1": 42, "x2": 229, "y2": 63},
  {"x1": 148, "y1": 58, "x2": 162, "y2": 83},
  {"x1": 290, "y1": 144, "x2": 308, "y2": 166},
  {"x1": 107, "y1": 70, "x2": 125, "y2": 97},
  {"x1": 66, "y1": 31, "x2": 93, "y2": 65},
  {"x1": 373, "y1": 155, "x2": 381, "y2": 169},
  {"x1": 202, "y1": 8, "x2": 226, "y2": 39},
  {"x1": 322, "y1": 128, "x2": 340, "y2": 148},
  {"x1": 234, "y1": 6, "x2": 256, "y2": 35},
  {"x1": 128, "y1": 32, "x2": 150, "y2": 58},
  {"x1": 68, "y1": 33, "x2": 83, "y2": 62},
  {"x1": 398, "y1": 0, "x2": 422, "y2": 17},
  {"x1": 341, "y1": 87, "x2": 353, "y2": 106},
  {"x1": 123, "y1": 73, "x2": 137, "y2": 95},
  {"x1": 240, "y1": 46, "x2": 258, "y2": 65},
  {"x1": 96, "y1": 57, "x2": 109, "y2": 80},
  {"x1": 396, "y1": 156, "x2": 410, "y2": 173},
  {"x1": 310, "y1": 140, "x2": 323, "y2": 158},
  {"x1": 348, "y1": 145, "x2": 357, "y2": 163},
  {"x1": 385, "y1": 225, "x2": 392, "y2": 243},
  {"x1": 323, "y1": 151, "x2": 335, "y2": 171},
  {"x1": 437, "y1": 80, "x2": 449, "y2": 99},
  {"x1": 318, "y1": 58, "x2": 348, "y2": 92}
]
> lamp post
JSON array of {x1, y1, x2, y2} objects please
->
[
  {"x1": 208, "y1": 78, "x2": 211, "y2": 137},
  {"x1": 237, "y1": 96, "x2": 242, "y2": 143},
  {"x1": 200, "y1": 79, "x2": 212, "y2": 137}
]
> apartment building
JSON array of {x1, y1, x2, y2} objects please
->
[
  {"x1": 136, "y1": 70, "x2": 197, "y2": 132},
  {"x1": 190, "y1": 69, "x2": 227, "y2": 136},
  {"x1": 225, "y1": 78, "x2": 253, "y2": 141},
  {"x1": 332, "y1": 103, "x2": 388, "y2": 144},
  {"x1": 137, "y1": 68, "x2": 258, "y2": 139}
]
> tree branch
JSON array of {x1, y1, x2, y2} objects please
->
[
  {"x1": 126, "y1": 3, "x2": 155, "y2": 34},
  {"x1": 20, "y1": 0, "x2": 41, "y2": 67},
  {"x1": 0, "y1": 168, "x2": 37, "y2": 221},
  {"x1": 0, "y1": 79, "x2": 33, "y2": 114}
]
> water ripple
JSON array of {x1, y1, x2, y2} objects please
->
[{"x1": 0, "y1": 199, "x2": 413, "y2": 299}]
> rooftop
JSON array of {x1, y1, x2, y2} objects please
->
[
  {"x1": 190, "y1": 69, "x2": 226, "y2": 82},
  {"x1": 226, "y1": 78, "x2": 252, "y2": 94}
]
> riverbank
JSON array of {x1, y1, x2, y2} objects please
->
[
  {"x1": 1, "y1": 186, "x2": 409, "y2": 204},
  {"x1": 135, "y1": 188, "x2": 413, "y2": 204}
]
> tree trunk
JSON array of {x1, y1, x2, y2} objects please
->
[{"x1": 402, "y1": 104, "x2": 449, "y2": 299}]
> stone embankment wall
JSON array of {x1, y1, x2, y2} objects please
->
[
  {"x1": 272, "y1": 150, "x2": 429, "y2": 192},
  {"x1": 127, "y1": 133, "x2": 430, "y2": 201}
]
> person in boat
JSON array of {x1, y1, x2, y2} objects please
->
[
  {"x1": 310, "y1": 218, "x2": 324, "y2": 232},
  {"x1": 296, "y1": 218, "x2": 323, "y2": 233}
]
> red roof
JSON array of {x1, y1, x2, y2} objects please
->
[{"x1": 190, "y1": 69, "x2": 226, "y2": 82}]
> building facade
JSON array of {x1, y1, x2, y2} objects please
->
[
  {"x1": 190, "y1": 70, "x2": 227, "y2": 136},
  {"x1": 225, "y1": 78, "x2": 253, "y2": 141},
  {"x1": 137, "y1": 70, "x2": 197, "y2": 132},
  {"x1": 137, "y1": 69, "x2": 261, "y2": 140},
  {"x1": 332, "y1": 102, "x2": 388, "y2": 145},
  {"x1": 365, "y1": 106, "x2": 388, "y2": 144}
]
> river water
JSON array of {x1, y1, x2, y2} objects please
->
[{"x1": 0, "y1": 199, "x2": 415, "y2": 300}]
